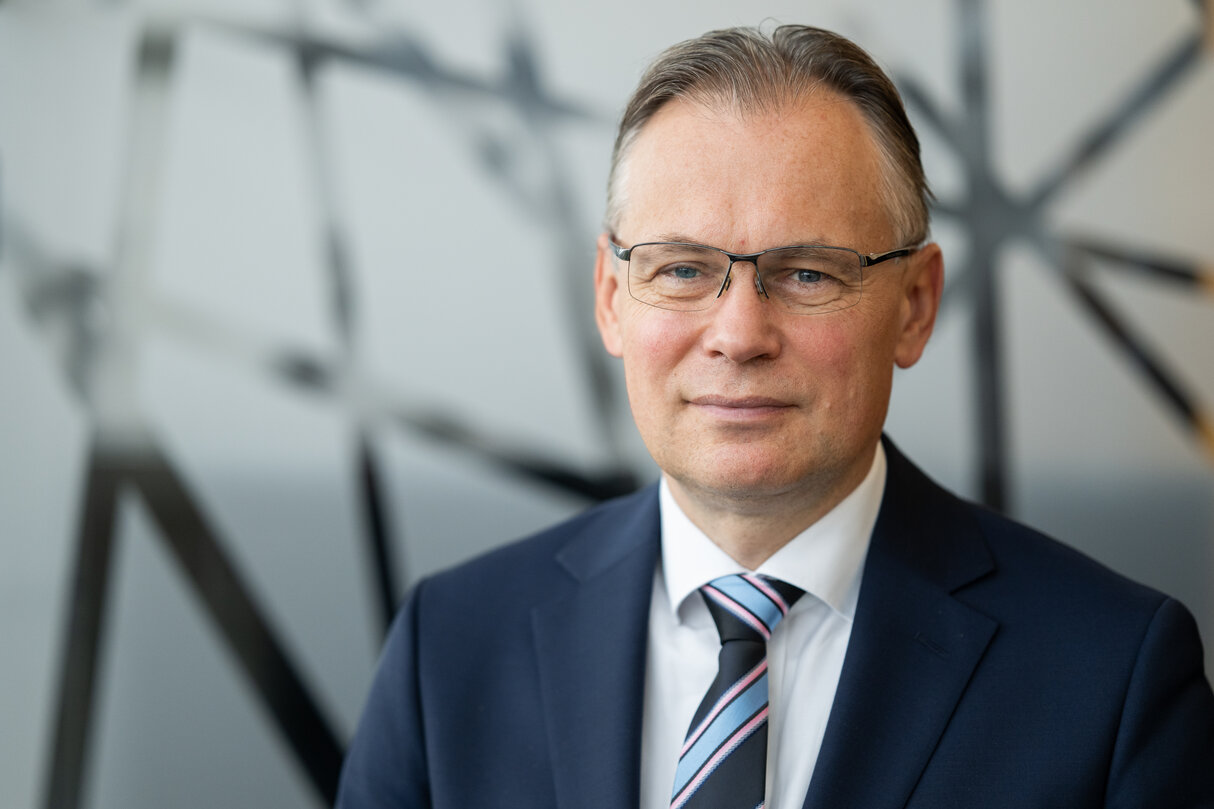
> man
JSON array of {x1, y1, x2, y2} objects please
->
[{"x1": 336, "y1": 25, "x2": 1214, "y2": 809}]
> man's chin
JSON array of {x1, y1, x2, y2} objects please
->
[{"x1": 668, "y1": 462, "x2": 810, "y2": 506}]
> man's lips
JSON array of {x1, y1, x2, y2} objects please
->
[{"x1": 689, "y1": 395, "x2": 791, "y2": 410}]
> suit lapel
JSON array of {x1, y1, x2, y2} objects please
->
[
  {"x1": 802, "y1": 441, "x2": 998, "y2": 809},
  {"x1": 532, "y1": 487, "x2": 661, "y2": 809}
]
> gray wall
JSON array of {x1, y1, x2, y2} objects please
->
[{"x1": 2, "y1": 0, "x2": 1211, "y2": 806}]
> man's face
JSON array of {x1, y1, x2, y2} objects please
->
[{"x1": 595, "y1": 95, "x2": 942, "y2": 514}]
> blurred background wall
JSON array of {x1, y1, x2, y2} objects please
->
[{"x1": 1, "y1": 0, "x2": 1211, "y2": 806}]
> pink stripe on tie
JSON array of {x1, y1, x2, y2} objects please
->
[
  {"x1": 680, "y1": 660, "x2": 767, "y2": 756},
  {"x1": 671, "y1": 707, "x2": 769, "y2": 809},
  {"x1": 702, "y1": 585, "x2": 770, "y2": 639},
  {"x1": 742, "y1": 573, "x2": 790, "y2": 615}
]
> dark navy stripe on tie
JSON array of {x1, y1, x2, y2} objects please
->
[{"x1": 670, "y1": 574, "x2": 803, "y2": 809}]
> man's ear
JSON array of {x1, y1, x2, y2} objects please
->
[
  {"x1": 594, "y1": 233, "x2": 625, "y2": 358},
  {"x1": 894, "y1": 241, "x2": 944, "y2": 369}
]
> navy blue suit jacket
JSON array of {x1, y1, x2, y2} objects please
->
[{"x1": 336, "y1": 442, "x2": 1214, "y2": 808}]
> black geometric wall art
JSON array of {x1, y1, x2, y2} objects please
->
[
  {"x1": 895, "y1": 0, "x2": 1212, "y2": 511},
  {"x1": 11, "y1": 9, "x2": 635, "y2": 808},
  {"x1": 2, "y1": 1, "x2": 1209, "y2": 807}
]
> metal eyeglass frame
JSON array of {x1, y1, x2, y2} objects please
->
[{"x1": 607, "y1": 238, "x2": 917, "y2": 312}]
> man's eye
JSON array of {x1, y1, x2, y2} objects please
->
[
  {"x1": 669, "y1": 265, "x2": 701, "y2": 279},
  {"x1": 786, "y1": 267, "x2": 843, "y2": 286}
]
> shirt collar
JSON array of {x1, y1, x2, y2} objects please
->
[{"x1": 658, "y1": 442, "x2": 886, "y2": 622}]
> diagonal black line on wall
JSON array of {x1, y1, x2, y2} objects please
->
[
  {"x1": 358, "y1": 435, "x2": 401, "y2": 631},
  {"x1": 1060, "y1": 246, "x2": 1214, "y2": 458},
  {"x1": 1072, "y1": 238, "x2": 1213, "y2": 289},
  {"x1": 42, "y1": 450, "x2": 122, "y2": 809},
  {"x1": 127, "y1": 443, "x2": 346, "y2": 804},
  {"x1": 1062, "y1": 268, "x2": 1206, "y2": 436},
  {"x1": 40, "y1": 439, "x2": 346, "y2": 809},
  {"x1": 897, "y1": 75, "x2": 964, "y2": 156},
  {"x1": 1028, "y1": 31, "x2": 1204, "y2": 210},
  {"x1": 269, "y1": 350, "x2": 640, "y2": 500},
  {"x1": 384, "y1": 407, "x2": 640, "y2": 500}
]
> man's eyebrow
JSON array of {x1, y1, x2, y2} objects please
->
[
  {"x1": 645, "y1": 232, "x2": 708, "y2": 244},
  {"x1": 643, "y1": 233, "x2": 835, "y2": 249}
]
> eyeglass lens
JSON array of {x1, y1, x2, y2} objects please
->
[{"x1": 625, "y1": 243, "x2": 865, "y2": 314}]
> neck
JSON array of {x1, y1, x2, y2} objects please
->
[{"x1": 664, "y1": 456, "x2": 874, "y2": 569}]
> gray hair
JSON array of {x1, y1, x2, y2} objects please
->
[{"x1": 605, "y1": 24, "x2": 932, "y2": 245}]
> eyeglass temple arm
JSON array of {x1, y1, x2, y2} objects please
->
[{"x1": 861, "y1": 247, "x2": 915, "y2": 267}]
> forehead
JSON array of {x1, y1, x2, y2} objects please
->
[{"x1": 617, "y1": 94, "x2": 895, "y2": 251}]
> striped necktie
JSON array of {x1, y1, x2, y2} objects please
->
[{"x1": 670, "y1": 573, "x2": 804, "y2": 809}]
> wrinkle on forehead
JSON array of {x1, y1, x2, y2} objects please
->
[{"x1": 616, "y1": 94, "x2": 897, "y2": 253}]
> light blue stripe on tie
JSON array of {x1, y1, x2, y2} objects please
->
[
  {"x1": 671, "y1": 673, "x2": 768, "y2": 796},
  {"x1": 711, "y1": 576, "x2": 782, "y2": 632}
]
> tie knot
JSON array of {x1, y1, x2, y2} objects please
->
[{"x1": 700, "y1": 573, "x2": 804, "y2": 644}]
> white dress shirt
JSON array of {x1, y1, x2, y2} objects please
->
[{"x1": 639, "y1": 444, "x2": 886, "y2": 809}]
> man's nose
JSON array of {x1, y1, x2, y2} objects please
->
[{"x1": 701, "y1": 262, "x2": 782, "y2": 363}]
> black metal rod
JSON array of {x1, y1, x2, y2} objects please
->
[
  {"x1": 358, "y1": 435, "x2": 402, "y2": 633},
  {"x1": 1073, "y1": 238, "x2": 1208, "y2": 287},
  {"x1": 129, "y1": 448, "x2": 345, "y2": 804},
  {"x1": 1063, "y1": 272, "x2": 1200, "y2": 426},
  {"x1": 1029, "y1": 32, "x2": 1202, "y2": 209},
  {"x1": 973, "y1": 242, "x2": 1007, "y2": 512},
  {"x1": 958, "y1": 0, "x2": 1008, "y2": 511},
  {"x1": 41, "y1": 449, "x2": 122, "y2": 809}
]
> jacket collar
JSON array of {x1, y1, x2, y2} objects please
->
[
  {"x1": 801, "y1": 438, "x2": 998, "y2": 809},
  {"x1": 533, "y1": 486, "x2": 661, "y2": 809}
]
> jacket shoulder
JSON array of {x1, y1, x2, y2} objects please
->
[
  {"x1": 969, "y1": 500, "x2": 1170, "y2": 619},
  {"x1": 882, "y1": 437, "x2": 1172, "y2": 620},
  {"x1": 416, "y1": 484, "x2": 659, "y2": 611}
]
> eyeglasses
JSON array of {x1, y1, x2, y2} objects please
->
[{"x1": 608, "y1": 239, "x2": 916, "y2": 314}]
